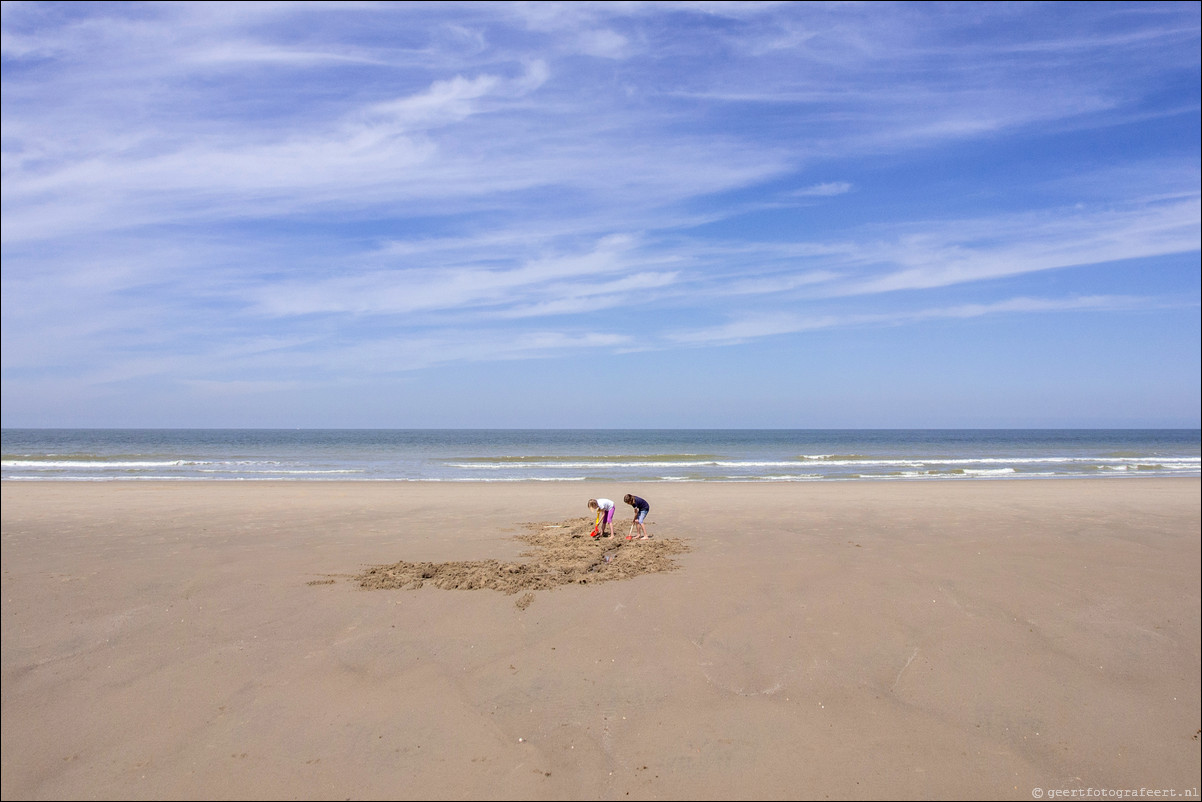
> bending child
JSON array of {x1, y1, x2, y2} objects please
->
[
  {"x1": 587, "y1": 498, "x2": 616, "y2": 538},
  {"x1": 623, "y1": 493, "x2": 651, "y2": 539}
]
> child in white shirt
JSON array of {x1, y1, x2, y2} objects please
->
[{"x1": 587, "y1": 498, "x2": 616, "y2": 538}]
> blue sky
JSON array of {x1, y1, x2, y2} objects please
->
[{"x1": 2, "y1": 1, "x2": 1199, "y2": 429}]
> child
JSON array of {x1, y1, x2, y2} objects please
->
[
  {"x1": 624, "y1": 493, "x2": 650, "y2": 539},
  {"x1": 587, "y1": 498, "x2": 616, "y2": 538}
]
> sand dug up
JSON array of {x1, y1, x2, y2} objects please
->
[{"x1": 355, "y1": 517, "x2": 689, "y2": 603}]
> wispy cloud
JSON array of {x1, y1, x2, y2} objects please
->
[
  {"x1": 667, "y1": 294, "x2": 1177, "y2": 347},
  {"x1": 791, "y1": 182, "x2": 852, "y2": 197},
  {"x1": 2, "y1": 1, "x2": 1198, "y2": 425}
]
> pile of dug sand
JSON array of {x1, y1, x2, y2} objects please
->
[{"x1": 355, "y1": 516, "x2": 689, "y2": 603}]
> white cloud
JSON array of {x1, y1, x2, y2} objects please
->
[
  {"x1": 667, "y1": 294, "x2": 1172, "y2": 347},
  {"x1": 828, "y1": 197, "x2": 1201, "y2": 297},
  {"x1": 576, "y1": 28, "x2": 630, "y2": 59},
  {"x1": 2, "y1": 2, "x2": 1198, "y2": 426},
  {"x1": 791, "y1": 182, "x2": 852, "y2": 197}
]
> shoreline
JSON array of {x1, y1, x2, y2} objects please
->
[
  {"x1": 5, "y1": 429, "x2": 1196, "y2": 484},
  {"x1": 3, "y1": 473, "x2": 1200, "y2": 483},
  {"x1": 3, "y1": 478, "x2": 1199, "y2": 799}
]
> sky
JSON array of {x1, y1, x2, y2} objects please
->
[{"x1": 1, "y1": 1, "x2": 1199, "y2": 429}]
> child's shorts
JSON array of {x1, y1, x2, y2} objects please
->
[
  {"x1": 635, "y1": 509, "x2": 648, "y2": 523},
  {"x1": 603, "y1": 507, "x2": 616, "y2": 524}
]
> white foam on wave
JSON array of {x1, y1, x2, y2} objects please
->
[
  {"x1": 444, "y1": 459, "x2": 809, "y2": 470},
  {"x1": 196, "y1": 468, "x2": 363, "y2": 475},
  {"x1": 2, "y1": 459, "x2": 198, "y2": 469}
]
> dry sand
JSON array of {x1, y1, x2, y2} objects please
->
[{"x1": 2, "y1": 479, "x2": 1199, "y2": 801}]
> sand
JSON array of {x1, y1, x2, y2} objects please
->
[
  {"x1": 356, "y1": 516, "x2": 690, "y2": 598},
  {"x1": 2, "y1": 479, "x2": 1199, "y2": 801}
]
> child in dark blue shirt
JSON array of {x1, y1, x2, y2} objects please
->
[{"x1": 623, "y1": 493, "x2": 650, "y2": 539}]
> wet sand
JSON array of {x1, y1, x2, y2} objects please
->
[{"x1": 2, "y1": 479, "x2": 1199, "y2": 800}]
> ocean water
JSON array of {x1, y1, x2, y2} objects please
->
[{"x1": 1, "y1": 429, "x2": 1198, "y2": 482}]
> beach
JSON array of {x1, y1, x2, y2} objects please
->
[{"x1": 2, "y1": 479, "x2": 1199, "y2": 800}]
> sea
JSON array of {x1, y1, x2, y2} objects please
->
[{"x1": 1, "y1": 429, "x2": 1198, "y2": 483}]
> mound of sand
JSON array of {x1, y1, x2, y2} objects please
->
[{"x1": 355, "y1": 516, "x2": 689, "y2": 603}]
